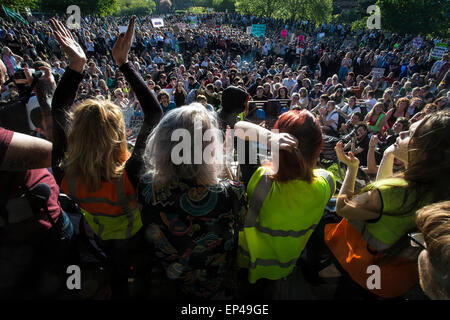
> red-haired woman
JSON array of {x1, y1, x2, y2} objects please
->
[
  {"x1": 234, "y1": 110, "x2": 336, "y2": 297},
  {"x1": 381, "y1": 97, "x2": 410, "y2": 130}
]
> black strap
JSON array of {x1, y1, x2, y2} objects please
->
[
  {"x1": 244, "y1": 175, "x2": 273, "y2": 228},
  {"x1": 224, "y1": 182, "x2": 244, "y2": 297}
]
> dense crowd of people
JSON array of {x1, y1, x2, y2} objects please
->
[{"x1": 0, "y1": 11, "x2": 449, "y2": 300}]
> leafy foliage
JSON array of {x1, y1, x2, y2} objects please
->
[
  {"x1": 39, "y1": 0, "x2": 119, "y2": 16},
  {"x1": 235, "y1": 0, "x2": 332, "y2": 24},
  {"x1": 1, "y1": 0, "x2": 38, "y2": 12},
  {"x1": 116, "y1": 0, "x2": 156, "y2": 16},
  {"x1": 376, "y1": 0, "x2": 449, "y2": 37}
]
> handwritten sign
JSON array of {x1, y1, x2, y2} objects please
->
[
  {"x1": 371, "y1": 68, "x2": 385, "y2": 78},
  {"x1": 151, "y1": 18, "x2": 164, "y2": 28},
  {"x1": 431, "y1": 43, "x2": 448, "y2": 60},
  {"x1": 252, "y1": 24, "x2": 266, "y2": 37}
]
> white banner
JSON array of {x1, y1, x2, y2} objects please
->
[
  {"x1": 151, "y1": 18, "x2": 164, "y2": 28},
  {"x1": 118, "y1": 26, "x2": 128, "y2": 34},
  {"x1": 371, "y1": 68, "x2": 385, "y2": 78},
  {"x1": 431, "y1": 43, "x2": 448, "y2": 60}
]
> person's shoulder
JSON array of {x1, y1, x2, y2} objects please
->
[{"x1": 313, "y1": 169, "x2": 336, "y2": 196}]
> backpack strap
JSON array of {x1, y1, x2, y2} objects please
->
[
  {"x1": 244, "y1": 174, "x2": 273, "y2": 228},
  {"x1": 224, "y1": 181, "x2": 245, "y2": 298}
]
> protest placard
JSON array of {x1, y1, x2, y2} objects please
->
[
  {"x1": 252, "y1": 24, "x2": 266, "y2": 37},
  {"x1": 431, "y1": 43, "x2": 448, "y2": 60},
  {"x1": 298, "y1": 35, "x2": 304, "y2": 43},
  {"x1": 151, "y1": 18, "x2": 164, "y2": 28},
  {"x1": 371, "y1": 68, "x2": 385, "y2": 78},
  {"x1": 118, "y1": 26, "x2": 127, "y2": 34},
  {"x1": 281, "y1": 30, "x2": 287, "y2": 38}
]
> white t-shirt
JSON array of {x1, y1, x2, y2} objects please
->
[
  {"x1": 325, "y1": 110, "x2": 339, "y2": 131},
  {"x1": 283, "y1": 78, "x2": 297, "y2": 91},
  {"x1": 340, "y1": 104, "x2": 361, "y2": 117},
  {"x1": 365, "y1": 98, "x2": 377, "y2": 110}
]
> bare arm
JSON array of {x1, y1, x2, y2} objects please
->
[
  {"x1": 50, "y1": 18, "x2": 87, "y2": 184},
  {"x1": 1, "y1": 132, "x2": 52, "y2": 171},
  {"x1": 234, "y1": 121, "x2": 298, "y2": 151},
  {"x1": 376, "y1": 146, "x2": 395, "y2": 181},
  {"x1": 335, "y1": 141, "x2": 381, "y2": 220},
  {"x1": 366, "y1": 135, "x2": 379, "y2": 175}
]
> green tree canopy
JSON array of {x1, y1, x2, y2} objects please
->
[
  {"x1": 376, "y1": 0, "x2": 449, "y2": 37},
  {"x1": 117, "y1": 0, "x2": 156, "y2": 16},
  {"x1": 2, "y1": 0, "x2": 38, "y2": 12},
  {"x1": 235, "y1": 0, "x2": 332, "y2": 24},
  {"x1": 39, "y1": 0, "x2": 119, "y2": 16}
]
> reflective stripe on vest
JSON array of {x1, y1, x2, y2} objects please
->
[
  {"x1": 242, "y1": 174, "x2": 325, "y2": 268},
  {"x1": 239, "y1": 247, "x2": 298, "y2": 269},
  {"x1": 66, "y1": 175, "x2": 142, "y2": 240},
  {"x1": 244, "y1": 170, "x2": 335, "y2": 238},
  {"x1": 348, "y1": 218, "x2": 419, "y2": 260},
  {"x1": 348, "y1": 219, "x2": 391, "y2": 252},
  {"x1": 315, "y1": 170, "x2": 335, "y2": 201},
  {"x1": 346, "y1": 178, "x2": 421, "y2": 260}
]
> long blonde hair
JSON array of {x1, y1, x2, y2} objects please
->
[{"x1": 64, "y1": 99, "x2": 129, "y2": 191}]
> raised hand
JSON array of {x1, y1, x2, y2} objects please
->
[
  {"x1": 112, "y1": 16, "x2": 136, "y2": 67},
  {"x1": 335, "y1": 141, "x2": 359, "y2": 168},
  {"x1": 369, "y1": 135, "x2": 379, "y2": 149},
  {"x1": 50, "y1": 18, "x2": 86, "y2": 73},
  {"x1": 271, "y1": 132, "x2": 299, "y2": 153}
]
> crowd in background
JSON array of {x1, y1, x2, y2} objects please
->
[{"x1": 0, "y1": 11, "x2": 449, "y2": 301}]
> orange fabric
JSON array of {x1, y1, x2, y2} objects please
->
[
  {"x1": 61, "y1": 171, "x2": 137, "y2": 216},
  {"x1": 324, "y1": 219, "x2": 419, "y2": 298}
]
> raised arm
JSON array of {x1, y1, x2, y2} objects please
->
[
  {"x1": 50, "y1": 18, "x2": 87, "y2": 184},
  {"x1": 234, "y1": 121, "x2": 298, "y2": 152},
  {"x1": 112, "y1": 16, "x2": 163, "y2": 188},
  {"x1": 334, "y1": 141, "x2": 381, "y2": 221},
  {"x1": 366, "y1": 135, "x2": 379, "y2": 175}
]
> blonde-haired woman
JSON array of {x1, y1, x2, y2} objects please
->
[
  {"x1": 137, "y1": 103, "x2": 246, "y2": 299},
  {"x1": 50, "y1": 17, "x2": 162, "y2": 297}
]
